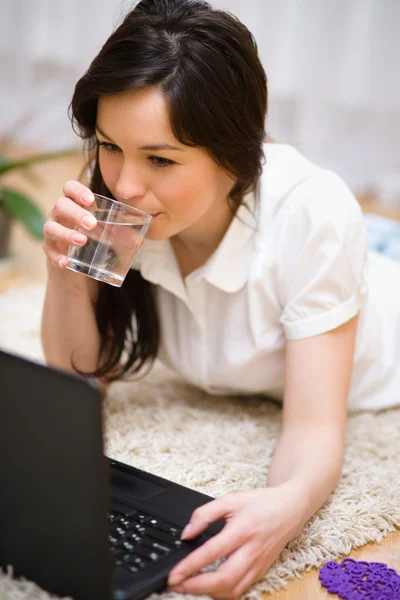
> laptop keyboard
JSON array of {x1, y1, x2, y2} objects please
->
[{"x1": 108, "y1": 506, "x2": 185, "y2": 575}]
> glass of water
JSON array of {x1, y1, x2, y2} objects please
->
[{"x1": 66, "y1": 194, "x2": 152, "y2": 287}]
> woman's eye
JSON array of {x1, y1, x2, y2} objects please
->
[
  {"x1": 149, "y1": 156, "x2": 175, "y2": 169},
  {"x1": 98, "y1": 142, "x2": 120, "y2": 154},
  {"x1": 97, "y1": 142, "x2": 174, "y2": 168}
]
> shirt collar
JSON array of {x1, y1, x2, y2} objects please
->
[
  {"x1": 199, "y1": 192, "x2": 257, "y2": 292},
  {"x1": 133, "y1": 191, "x2": 258, "y2": 296}
]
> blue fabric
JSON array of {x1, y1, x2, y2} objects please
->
[{"x1": 364, "y1": 213, "x2": 400, "y2": 260}]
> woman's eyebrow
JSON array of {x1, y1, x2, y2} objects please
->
[
  {"x1": 95, "y1": 125, "x2": 183, "y2": 152},
  {"x1": 139, "y1": 143, "x2": 183, "y2": 152}
]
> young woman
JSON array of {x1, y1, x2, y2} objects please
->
[{"x1": 41, "y1": 0, "x2": 400, "y2": 597}]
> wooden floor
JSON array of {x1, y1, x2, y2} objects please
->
[{"x1": 1, "y1": 145, "x2": 399, "y2": 598}]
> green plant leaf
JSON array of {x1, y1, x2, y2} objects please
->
[
  {"x1": 0, "y1": 153, "x2": 9, "y2": 168},
  {"x1": 0, "y1": 148, "x2": 78, "y2": 177},
  {"x1": 1, "y1": 187, "x2": 46, "y2": 240}
]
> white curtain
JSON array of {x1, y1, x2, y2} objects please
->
[{"x1": 1, "y1": 0, "x2": 399, "y2": 200}]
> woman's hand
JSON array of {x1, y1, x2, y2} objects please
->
[
  {"x1": 43, "y1": 180, "x2": 146, "y2": 284},
  {"x1": 168, "y1": 484, "x2": 307, "y2": 599},
  {"x1": 42, "y1": 180, "x2": 97, "y2": 270}
]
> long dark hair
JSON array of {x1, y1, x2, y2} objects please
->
[{"x1": 69, "y1": 0, "x2": 268, "y2": 382}]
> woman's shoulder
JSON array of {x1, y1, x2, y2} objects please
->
[
  {"x1": 263, "y1": 141, "x2": 316, "y2": 169},
  {"x1": 261, "y1": 142, "x2": 340, "y2": 195},
  {"x1": 257, "y1": 142, "x2": 362, "y2": 228}
]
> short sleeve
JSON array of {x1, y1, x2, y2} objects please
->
[{"x1": 277, "y1": 172, "x2": 369, "y2": 340}]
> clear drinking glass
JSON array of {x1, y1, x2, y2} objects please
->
[{"x1": 66, "y1": 194, "x2": 152, "y2": 287}]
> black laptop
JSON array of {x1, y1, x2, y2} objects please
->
[{"x1": 0, "y1": 349, "x2": 224, "y2": 600}]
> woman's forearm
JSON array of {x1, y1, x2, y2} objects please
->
[
  {"x1": 267, "y1": 425, "x2": 345, "y2": 522},
  {"x1": 41, "y1": 263, "x2": 101, "y2": 375}
]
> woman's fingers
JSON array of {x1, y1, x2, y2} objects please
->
[
  {"x1": 41, "y1": 181, "x2": 98, "y2": 269},
  {"x1": 169, "y1": 510, "x2": 247, "y2": 587},
  {"x1": 43, "y1": 220, "x2": 87, "y2": 247},
  {"x1": 169, "y1": 529, "x2": 235, "y2": 587},
  {"x1": 42, "y1": 217, "x2": 89, "y2": 268},
  {"x1": 169, "y1": 542, "x2": 262, "y2": 599},
  {"x1": 180, "y1": 495, "x2": 235, "y2": 541},
  {"x1": 42, "y1": 238, "x2": 70, "y2": 269},
  {"x1": 169, "y1": 532, "x2": 285, "y2": 599},
  {"x1": 43, "y1": 194, "x2": 97, "y2": 267},
  {"x1": 168, "y1": 494, "x2": 242, "y2": 587},
  {"x1": 62, "y1": 180, "x2": 95, "y2": 206},
  {"x1": 51, "y1": 196, "x2": 97, "y2": 231}
]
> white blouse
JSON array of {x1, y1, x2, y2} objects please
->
[{"x1": 132, "y1": 143, "x2": 400, "y2": 412}]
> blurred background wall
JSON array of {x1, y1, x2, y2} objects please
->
[{"x1": 1, "y1": 0, "x2": 399, "y2": 203}]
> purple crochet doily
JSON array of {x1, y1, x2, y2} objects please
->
[{"x1": 319, "y1": 558, "x2": 400, "y2": 599}]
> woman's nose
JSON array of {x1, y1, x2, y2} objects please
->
[{"x1": 115, "y1": 163, "x2": 147, "y2": 202}]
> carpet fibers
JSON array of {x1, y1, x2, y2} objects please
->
[{"x1": 0, "y1": 284, "x2": 399, "y2": 599}]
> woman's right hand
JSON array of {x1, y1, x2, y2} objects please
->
[{"x1": 43, "y1": 180, "x2": 97, "y2": 270}]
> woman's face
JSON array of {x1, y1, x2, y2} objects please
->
[{"x1": 96, "y1": 87, "x2": 235, "y2": 243}]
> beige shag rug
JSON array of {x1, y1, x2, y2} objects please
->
[{"x1": 0, "y1": 284, "x2": 399, "y2": 600}]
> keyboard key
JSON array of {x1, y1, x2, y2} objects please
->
[
  {"x1": 125, "y1": 520, "x2": 142, "y2": 531},
  {"x1": 139, "y1": 536, "x2": 173, "y2": 554},
  {"x1": 131, "y1": 523, "x2": 147, "y2": 535},
  {"x1": 159, "y1": 524, "x2": 181, "y2": 536},
  {"x1": 147, "y1": 528, "x2": 183, "y2": 548},
  {"x1": 131, "y1": 557, "x2": 149, "y2": 569},
  {"x1": 136, "y1": 513, "x2": 148, "y2": 523},
  {"x1": 126, "y1": 532, "x2": 143, "y2": 544},
  {"x1": 115, "y1": 527, "x2": 127, "y2": 538},
  {"x1": 152, "y1": 541, "x2": 173, "y2": 554},
  {"x1": 133, "y1": 545, "x2": 163, "y2": 561},
  {"x1": 125, "y1": 565, "x2": 139, "y2": 574},
  {"x1": 122, "y1": 553, "x2": 141, "y2": 565},
  {"x1": 122, "y1": 541, "x2": 135, "y2": 553},
  {"x1": 136, "y1": 514, "x2": 165, "y2": 528},
  {"x1": 148, "y1": 551, "x2": 163, "y2": 562},
  {"x1": 147, "y1": 517, "x2": 162, "y2": 527}
]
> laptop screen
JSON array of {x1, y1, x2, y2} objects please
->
[{"x1": 0, "y1": 350, "x2": 112, "y2": 600}]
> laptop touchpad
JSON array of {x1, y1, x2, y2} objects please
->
[{"x1": 111, "y1": 470, "x2": 167, "y2": 502}]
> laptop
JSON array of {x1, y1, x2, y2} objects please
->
[{"x1": 0, "y1": 349, "x2": 224, "y2": 600}]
